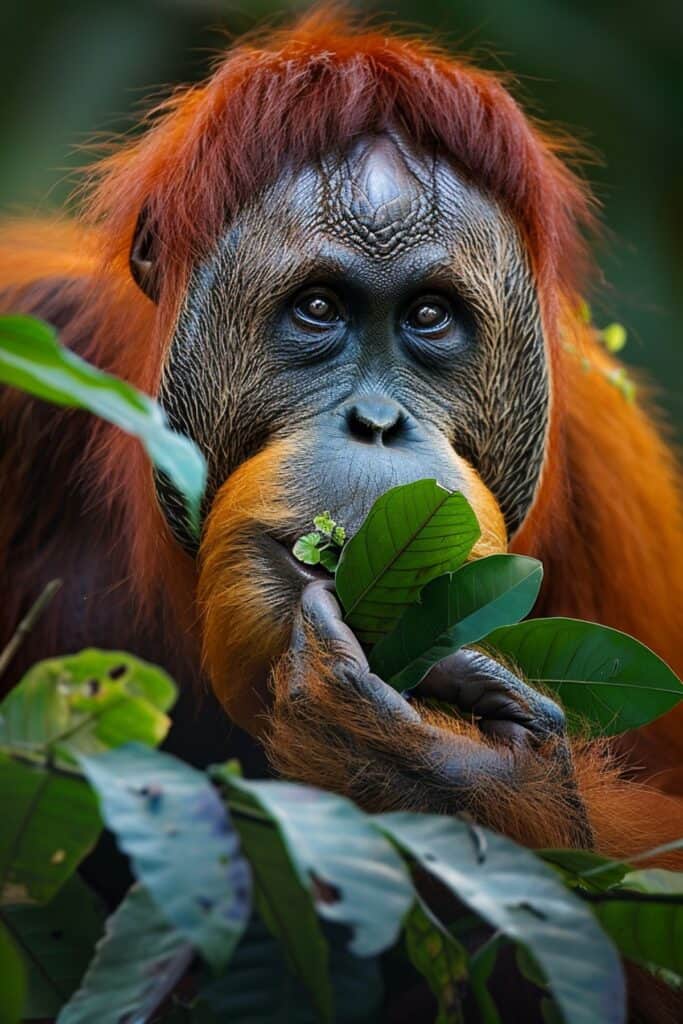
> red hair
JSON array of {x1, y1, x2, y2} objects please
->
[
  {"x1": 83, "y1": 7, "x2": 596, "y2": 313},
  {"x1": 0, "y1": 8, "x2": 680, "y2": 784},
  {"x1": 78, "y1": 6, "x2": 597, "y2": 599}
]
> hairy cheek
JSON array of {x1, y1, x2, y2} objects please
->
[
  {"x1": 197, "y1": 438, "x2": 307, "y2": 733},
  {"x1": 459, "y1": 460, "x2": 508, "y2": 558}
]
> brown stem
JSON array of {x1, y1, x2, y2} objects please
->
[{"x1": 0, "y1": 579, "x2": 62, "y2": 679}]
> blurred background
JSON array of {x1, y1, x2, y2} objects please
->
[{"x1": 1, "y1": 0, "x2": 681, "y2": 433}]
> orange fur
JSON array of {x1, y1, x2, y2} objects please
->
[
  {"x1": 0, "y1": 21, "x2": 681, "y2": 1018},
  {"x1": 0, "y1": 7, "x2": 679, "y2": 871},
  {"x1": 263, "y1": 633, "x2": 683, "y2": 867}
]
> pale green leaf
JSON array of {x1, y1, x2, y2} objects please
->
[
  {"x1": 0, "y1": 649, "x2": 176, "y2": 765},
  {"x1": 293, "y1": 533, "x2": 323, "y2": 565},
  {"x1": 375, "y1": 813, "x2": 625, "y2": 1024},
  {"x1": 79, "y1": 744, "x2": 251, "y2": 970},
  {"x1": 222, "y1": 775, "x2": 413, "y2": 957},
  {"x1": 57, "y1": 885, "x2": 192, "y2": 1024},
  {"x1": 0, "y1": 315, "x2": 206, "y2": 538}
]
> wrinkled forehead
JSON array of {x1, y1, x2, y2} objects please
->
[
  {"x1": 232, "y1": 131, "x2": 528, "y2": 296},
  {"x1": 286, "y1": 131, "x2": 520, "y2": 261}
]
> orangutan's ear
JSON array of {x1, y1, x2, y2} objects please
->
[{"x1": 129, "y1": 206, "x2": 161, "y2": 302}]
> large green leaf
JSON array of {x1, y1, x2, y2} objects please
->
[
  {"x1": 483, "y1": 618, "x2": 683, "y2": 736},
  {"x1": 0, "y1": 753, "x2": 101, "y2": 906},
  {"x1": 404, "y1": 898, "x2": 467, "y2": 1024},
  {"x1": 0, "y1": 922, "x2": 25, "y2": 1024},
  {"x1": 1, "y1": 875, "x2": 104, "y2": 1018},
  {"x1": 370, "y1": 555, "x2": 543, "y2": 690},
  {"x1": 57, "y1": 885, "x2": 192, "y2": 1024},
  {"x1": 80, "y1": 744, "x2": 251, "y2": 970},
  {"x1": 587, "y1": 870, "x2": 683, "y2": 975},
  {"x1": 0, "y1": 649, "x2": 176, "y2": 766},
  {"x1": 216, "y1": 773, "x2": 332, "y2": 1022},
  {"x1": 0, "y1": 315, "x2": 206, "y2": 537},
  {"x1": 375, "y1": 813, "x2": 625, "y2": 1024},
  {"x1": 335, "y1": 480, "x2": 480, "y2": 645},
  {"x1": 222, "y1": 775, "x2": 413, "y2": 957},
  {"x1": 200, "y1": 912, "x2": 383, "y2": 1024}
]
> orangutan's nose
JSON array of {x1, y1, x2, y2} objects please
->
[{"x1": 342, "y1": 394, "x2": 407, "y2": 446}]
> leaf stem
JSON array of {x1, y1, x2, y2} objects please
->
[{"x1": 0, "y1": 579, "x2": 62, "y2": 679}]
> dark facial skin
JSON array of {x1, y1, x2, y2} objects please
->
[
  {"x1": 139, "y1": 131, "x2": 588, "y2": 845},
  {"x1": 156, "y1": 131, "x2": 548, "y2": 551}
]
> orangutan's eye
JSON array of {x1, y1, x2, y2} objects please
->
[
  {"x1": 292, "y1": 289, "x2": 343, "y2": 328},
  {"x1": 404, "y1": 296, "x2": 453, "y2": 336}
]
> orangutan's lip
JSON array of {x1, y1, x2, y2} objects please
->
[{"x1": 263, "y1": 535, "x2": 331, "y2": 585}]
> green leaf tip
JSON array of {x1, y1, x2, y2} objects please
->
[{"x1": 0, "y1": 315, "x2": 207, "y2": 541}]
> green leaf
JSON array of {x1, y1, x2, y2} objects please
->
[
  {"x1": 404, "y1": 898, "x2": 466, "y2": 1024},
  {"x1": 586, "y1": 875, "x2": 683, "y2": 975},
  {"x1": 483, "y1": 618, "x2": 683, "y2": 736},
  {"x1": 1, "y1": 875, "x2": 104, "y2": 1017},
  {"x1": 200, "y1": 912, "x2": 383, "y2": 1024},
  {"x1": 222, "y1": 775, "x2": 413, "y2": 957},
  {"x1": 293, "y1": 533, "x2": 323, "y2": 565},
  {"x1": 0, "y1": 649, "x2": 176, "y2": 765},
  {"x1": 622, "y1": 869, "x2": 683, "y2": 895},
  {"x1": 319, "y1": 546, "x2": 341, "y2": 572},
  {"x1": 217, "y1": 773, "x2": 332, "y2": 1022},
  {"x1": 469, "y1": 935, "x2": 503, "y2": 1024},
  {"x1": 79, "y1": 744, "x2": 251, "y2": 971},
  {"x1": 0, "y1": 315, "x2": 206, "y2": 538},
  {"x1": 0, "y1": 753, "x2": 101, "y2": 906},
  {"x1": 539, "y1": 850, "x2": 628, "y2": 892},
  {"x1": 57, "y1": 885, "x2": 192, "y2": 1024},
  {"x1": 370, "y1": 555, "x2": 543, "y2": 690},
  {"x1": 335, "y1": 480, "x2": 481, "y2": 645},
  {"x1": 375, "y1": 813, "x2": 625, "y2": 1024},
  {"x1": 0, "y1": 922, "x2": 25, "y2": 1024}
]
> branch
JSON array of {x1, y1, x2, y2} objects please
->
[{"x1": 0, "y1": 579, "x2": 62, "y2": 679}]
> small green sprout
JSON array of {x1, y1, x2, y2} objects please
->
[{"x1": 293, "y1": 511, "x2": 347, "y2": 573}]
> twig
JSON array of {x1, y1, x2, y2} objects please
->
[{"x1": 0, "y1": 578, "x2": 62, "y2": 679}]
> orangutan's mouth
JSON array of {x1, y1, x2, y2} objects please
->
[{"x1": 263, "y1": 534, "x2": 331, "y2": 586}]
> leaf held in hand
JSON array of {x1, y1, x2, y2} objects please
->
[
  {"x1": 335, "y1": 480, "x2": 480, "y2": 645},
  {"x1": 483, "y1": 618, "x2": 683, "y2": 736},
  {"x1": 370, "y1": 555, "x2": 542, "y2": 690}
]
